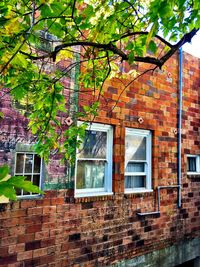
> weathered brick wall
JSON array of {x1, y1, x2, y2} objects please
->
[
  {"x1": 0, "y1": 84, "x2": 71, "y2": 189},
  {"x1": 0, "y1": 51, "x2": 200, "y2": 266},
  {"x1": 0, "y1": 188, "x2": 199, "y2": 266}
]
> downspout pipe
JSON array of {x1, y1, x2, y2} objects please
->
[
  {"x1": 178, "y1": 47, "x2": 183, "y2": 208},
  {"x1": 137, "y1": 49, "x2": 183, "y2": 216}
]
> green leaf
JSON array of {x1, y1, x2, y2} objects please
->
[
  {"x1": 148, "y1": 40, "x2": 157, "y2": 54},
  {"x1": 11, "y1": 86, "x2": 26, "y2": 100},
  {"x1": 8, "y1": 176, "x2": 44, "y2": 194},
  {"x1": 55, "y1": 93, "x2": 64, "y2": 102},
  {"x1": 0, "y1": 165, "x2": 9, "y2": 180},
  {"x1": 50, "y1": 3, "x2": 63, "y2": 16},
  {"x1": 128, "y1": 52, "x2": 135, "y2": 65},
  {"x1": 40, "y1": 4, "x2": 52, "y2": 17},
  {"x1": 0, "y1": 111, "x2": 4, "y2": 119},
  {"x1": 79, "y1": 22, "x2": 92, "y2": 30},
  {"x1": 126, "y1": 42, "x2": 134, "y2": 50},
  {"x1": 83, "y1": 5, "x2": 94, "y2": 16},
  {"x1": 0, "y1": 181, "x2": 16, "y2": 200}
]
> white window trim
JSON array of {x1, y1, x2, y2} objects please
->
[
  {"x1": 125, "y1": 128, "x2": 152, "y2": 193},
  {"x1": 75, "y1": 122, "x2": 113, "y2": 197},
  {"x1": 187, "y1": 155, "x2": 200, "y2": 175},
  {"x1": 14, "y1": 152, "x2": 43, "y2": 198}
]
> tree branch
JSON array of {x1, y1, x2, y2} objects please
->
[
  {"x1": 116, "y1": 31, "x2": 174, "y2": 48},
  {"x1": 19, "y1": 28, "x2": 199, "y2": 69},
  {"x1": 160, "y1": 28, "x2": 199, "y2": 65},
  {"x1": 53, "y1": 41, "x2": 162, "y2": 66}
]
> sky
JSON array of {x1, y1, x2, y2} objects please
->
[{"x1": 183, "y1": 30, "x2": 200, "y2": 58}]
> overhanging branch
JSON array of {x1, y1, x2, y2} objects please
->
[
  {"x1": 114, "y1": 31, "x2": 174, "y2": 48},
  {"x1": 19, "y1": 28, "x2": 199, "y2": 69},
  {"x1": 160, "y1": 28, "x2": 199, "y2": 65}
]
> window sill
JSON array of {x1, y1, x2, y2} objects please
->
[
  {"x1": 75, "y1": 191, "x2": 113, "y2": 198},
  {"x1": 187, "y1": 172, "x2": 200, "y2": 176},
  {"x1": 125, "y1": 189, "x2": 153, "y2": 194},
  {"x1": 17, "y1": 194, "x2": 43, "y2": 200}
]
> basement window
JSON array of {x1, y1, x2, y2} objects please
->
[
  {"x1": 125, "y1": 128, "x2": 152, "y2": 193},
  {"x1": 75, "y1": 122, "x2": 113, "y2": 197},
  {"x1": 187, "y1": 155, "x2": 200, "y2": 174},
  {"x1": 14, "y1": 152, "x2": 43, "y2": 197}
]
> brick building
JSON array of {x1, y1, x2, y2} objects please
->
[{"x1": 0, "y1": 49, "x2": 200, "y2": 266}]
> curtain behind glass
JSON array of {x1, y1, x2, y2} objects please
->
[
  {"x1": 125, "y1": 162, "x2": 144, "y2": 172},
  {"x1": 188, "y1": 157, "x2": 196, "y2": 172},
  {"x1": 125, "y1": 176, "x2": 146, "y2": 188}
]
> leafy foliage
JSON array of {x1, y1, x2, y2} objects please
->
[
  {"x1": 0, "y1": 165, "x2": 44, "y2": 200},
  {"x1": 0, "y1": 0, "x2": 199, "y2": 161}
]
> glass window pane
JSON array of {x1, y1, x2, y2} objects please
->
[
  {"x1": 16, "y1": 154, "x2": 24, "y2": 173},
  {"x1": 76, "y1": 160, "x2": 105, "y2": 189},
  {"x1": 32, "y1": 175, "x2": 40, "y2": 195},
  {"x1": 125, "y1": 135, "x2": 146, "y2": 161},
  {"x1": 22, "y1": 175, "x2": 31, "y2": 195},
  {"x1": 125, "y1": 176, "x2": 146, "y2": 189},
  {"x1": 25, "y1": 154, "x2": 33, "y2": 173},
  {"x1": 33, "y1": 175, "x2": 40, "y2": 186},
  {"x1": 125, "y1": 163, "x2": 145, "y2": 172},
  {"x1": 34, "y1": 155, "x2": 41, "y2": 173},
  {"x1": 187, "y1": 157, "x2": 196, "y2": 172},
  {"x1": 78, "y1": 130, "x2": 107, "y2": 159}
]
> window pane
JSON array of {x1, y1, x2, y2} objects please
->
[
  {"x1": 25, "y1": 154, "x2": 33, "y2": 173},
  {"x1": 22, "y1": 175, "x2": 31, "y2": 195},
  {"x1": 16, "y1": 154, "x2": 24, "y2": 173},
  {"x1": 125, "y1": 162, "x2": 145, "y2": 172},
  {"x1": 34, "y1": 155, "x2": 41, "y2": 173},
  {"x1": 125, "y1": 135, "x2": 146, "y2": 161},
  {"x1": 76, "y1": 160, "x2": 105, "y2": 189},
  {"x1": 32, "y1": 175, "x2": 40, "y2": 195},
  {"x1": 78, "y1": 130, "x2": 107, "y2": 159},
  {"x1": 33, "y1": 175, "x2": 40, "y2": 186},
  {"x1": 125, "y1": 176, "x2": 146, "y2": 188},
  {"x1": 187, "y1": 157, "x2": 196, "y2": 172}
]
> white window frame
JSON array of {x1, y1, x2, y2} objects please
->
[
  {"x1": 124, "y1": 128, "x2": 152, "y2": 193},
  {"x1": 187, "y1": 155, "x2": 200, "y2": 174},
  {"x1": 14, "y1": 152, "x2": 43, "y2": 198},
  {"x1": 75, "y1": 122, "x2": 113, "y2": 197}
]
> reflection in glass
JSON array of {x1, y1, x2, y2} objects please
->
[
  {"x1": 125, "y1": 176, "x2": 146, "y2": 188},
  {"x1": 16, "y1": 154, "x2": 24, "y2": 173},
  {"x1": 76, "y1": 160, "x2": 105, "y2": 189},
  {"x1": 34, "y1": 155, "x2": 41, "y2": 173},
  {"x1": 25, "y1": 154, "x2": 33, "y2": 173},
  {"x1": 125, "y1": 135, "x2": 146, "y2": 162},
  {"x1": 78, "y1": 130, "x2": 107, "y2": 159}
]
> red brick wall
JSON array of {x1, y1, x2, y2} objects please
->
[
  {"x1": 0, "y1": 51, "x2": 200, "y2": 266},
  {"x1": 0, "y1": 186, "x2": 199, "y2": 266}
]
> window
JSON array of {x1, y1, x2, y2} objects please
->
[
  {"x1": 14, "y1": 152, "x2": 43, "y2": 197},
  {"x1": 187, "y1": 155, "x2": 200, "y2": 174},
  {"x1": 125, "y1": 128, "x2": 152, "y2": 193},
  {"x1": 75, "y1": 122, "x2": 113, "y2": 197}
]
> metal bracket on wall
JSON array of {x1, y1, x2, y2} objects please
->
[{"x1": 137, "y1": 185, "x2": 181, "y2": 216}]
